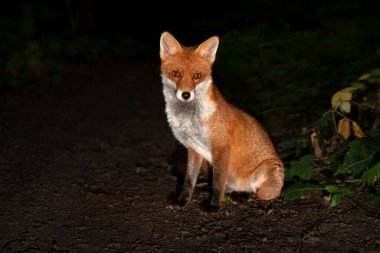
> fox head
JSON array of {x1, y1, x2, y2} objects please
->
[{"x1": 160, "y1": 32, "x2": 219, "y2": 102}]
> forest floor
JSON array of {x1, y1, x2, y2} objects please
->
[{"x1": 0, "y1": 58, "x2": 379, "y2": 253}]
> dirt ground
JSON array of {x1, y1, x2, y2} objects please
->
[{"x1": 0, "y1": 58, "x2": 379, "y2": 253}]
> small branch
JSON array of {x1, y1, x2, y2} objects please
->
[
  {"x1": 351, "y1": 101, "x2": 375, "y2": 109},
  {"x1": 321, "y1": 109, "x2": 333, "y2": 121},
  {"x1": 344, "y1": 149, "x2": 380, "y2": 169}
]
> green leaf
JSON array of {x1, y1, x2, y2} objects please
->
[
  {"x1": 284, "y1": 167, "x2": 293, "y2": 181},
  {"x1": 287, "y1": 154, "x2": 314, "y2": 181},
  {"x1": 336, "y1": 166, "x2": 349, "y2": 175},
  {"x1": 367, "y1": 128, "x2": 380, "y2": 138},
  {"x1": 339, "y1": 187, "x2": 353, "y2": 197},
  {"x1": 283, "y1": 185, "x2": 305, "y2": 201},
  {"x1": 325, "y1": 184, "x2": 339, "y2": 193},
  {"x1": 370, "y1": 68, "x2": 380, "y2": 76},
  {"x1": 224, "y1": 195, "x2": 233, "y2": 202},
  {"x1": 343, "y1": 140, "x2": 372, "y2": 176},
  {"x1": 292, "y1": 164, "x2": 313, "y2": 181},
  {"x1": 307, "y1": 184, "x2": 324, "y2": 193},
  {"x1": 369, "y1": 77, "x2": 378, "y2": 84},
  {"x1": 362, "y1": 162, "x2": 380, "y2": 186},
  {"x1": 288, "y1": 160, "x2": 298, "y2": 177},
  {"x1": 299, "y1": 154, "x2": 314, "y2": 165},
  {"x1": 283, "y1": 183, "x2": 322, "y2": 201},
  {"x1": 331, "y1": 194, "x2": 341, "y2": 207}
]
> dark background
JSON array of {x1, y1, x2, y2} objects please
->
[
  {"x1": 1, "y1": 1, "x2": 380, "y2": 116},
  {"x1": 2, "y1": 1, "x2": 379, "y2": 48}
]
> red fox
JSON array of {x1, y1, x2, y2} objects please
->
[{"x1": 160, "y1": 32, "x2": 284, "y2": 209}]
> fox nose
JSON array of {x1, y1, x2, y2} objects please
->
[{"x1": 182, "y1": 92, "x2": 191, "y2": 100}]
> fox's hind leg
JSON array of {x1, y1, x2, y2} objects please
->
[
  {"x1": 178, "y1": 148, "x2": 203, "y2": 206},
  {"x1": 251, "y1": 160, "x2": 284, "y2": 200}
]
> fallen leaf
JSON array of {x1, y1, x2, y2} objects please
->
[
  {"x1": 310, "y1": 131, "x2": 323, "y2": 159},
  {"x1": 352, "y1": 121, "x2": 366, "y2": 138},
  {"x1": 323, "y1": 195, "x2": 332, "y2": 205},
  {"x1": 326, "y1": 137, "x2": 339, "y2": 154},
  {"x1": 358, "y1": 73, "x2": 370, "y2": 81},
  {"x1": 337, "y1": 117, "x2": 351, "y2": 140}
]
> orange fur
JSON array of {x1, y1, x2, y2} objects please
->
[{"x1": 160, "y1": 32, "x2": 284, "y2": 208}]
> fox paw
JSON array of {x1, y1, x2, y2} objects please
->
[
  {"x1": 210, "y1": 195, "x2": 221, "y2": 211},
  {"x1": 178, "y1": 191, "x2": 191, "y2": 206}
]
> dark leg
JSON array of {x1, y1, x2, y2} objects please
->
[
  {"x1": 178, "y1": 148, "x2": 203, "y2": 206},
  {"x1": 210, "y1": 147, "x2": 230, "y2": 209}
]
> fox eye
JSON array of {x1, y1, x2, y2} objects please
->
[
  {"x1": 193, "y1": 73, "x2": 202, "y2": 79},
  {"x1": 172, "y1": 71, "x2": 181, "y2": 77}
]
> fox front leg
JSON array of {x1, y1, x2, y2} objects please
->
[
  {"x1": 210, "y1": 147, "x2": 230, "y2": 209},
  {"x1": 178, "y1": 148, "x2": 203, "y2": 206}
]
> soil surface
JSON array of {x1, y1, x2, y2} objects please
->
[{"x1": 1, "y1": 58, "x2": 379, "y2": 253}]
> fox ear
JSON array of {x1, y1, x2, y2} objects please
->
[
  {"x1": 195, "y1": 36, "x2": 219, "y2": 63},
  {"x1": 160, "y1": 32, "x2": 182, "y2": 61}
]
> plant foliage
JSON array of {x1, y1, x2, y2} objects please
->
[{"x1": 281, "y1": 68, "x2": 380, "y2": 206}]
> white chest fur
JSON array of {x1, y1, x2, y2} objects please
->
[{"x1": 162, "y1": 76, "x2": 216, "y2": 163}]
